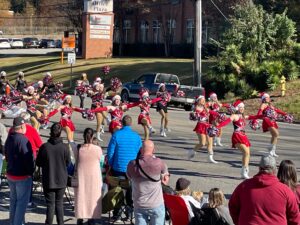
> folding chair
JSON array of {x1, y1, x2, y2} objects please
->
[
  {"x1": 163, "y1": 194, "x2": 190, "y2": 225},
  {"x1": 105, "y1": 175, "x2": 134, "y2": 225}
]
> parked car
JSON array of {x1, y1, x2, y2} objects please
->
[
  {"x1": 121, "y1": 73, "x2": 205, "y2": 111},
  {"x1": 0, "y1": 38, "x2": 11, "y2": 49},
  {"x1": 55, "y1": 39, "x2": 62, "y2": 48},
  {"x1": 39, "y1": 39, "x2": 56, "y2": 48},
  {"x1": 10, "y1": 38, "x2": 24, "y2": 48},
  {"x1": 23, "y1": 37, "x2": 39, "y2": 48}
]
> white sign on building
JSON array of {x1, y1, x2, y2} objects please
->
[{"x1": 84, "y1": 0, "x2": 113, "y2": 13}]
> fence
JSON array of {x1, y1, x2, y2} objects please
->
[{"x1": 0, "y1": 26, "x2": 71, "y2": 36}]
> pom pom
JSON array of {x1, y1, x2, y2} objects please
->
[
  {"x1": 249, "y1": 119, "x2": 260, "y2": 131},
  {"x1": 265, "y1": 108, "x2": 277, "y2": 120},
  {"x1": 227, "y1": 104, "x2": 237, "y2": 114},
  {"x1": 218, "y1": 113, "x2": 227, "y2": 123},
  {"x1": 283, "y1": 114, "x2": 294, "y2": 123},
  {"x1": 110, "y1": 77, "x2": 122, "y2": 92},
  {"x1": 102, "y1": 65, "x2": 111, "y2": 75},
  {"x1": 189, "y1": 112, "x2": 198, "y2": 121},
  {"x1": 207, "y1": 126, "x2": 220, "y2": 137},
  {"x1": 176, "y1": 90, "x2": 185, "y2": 97}
]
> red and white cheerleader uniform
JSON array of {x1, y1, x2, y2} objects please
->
[
  {"x1": 138, "y1": 102, "x2": 151, "y2": 125},
  {"x1": 258, "y1": 105, "x2": 286, "y2": 132},
  {"x1": 60, "y1": 106, "x2": 76, "y2": 131},
  {"x1": 91, "y1": 92, "x2": 105, "y2": 109},
  {"x1": 109, "y1": 107, "x2": 123, "y2": 133},
  {"x1": 193, "y1": 109, "x2": 210, "y2": 135},
  {"x1": 231, "y1": 115, "x2": 251, "y2": 148},
  {"x1": 25, "y1": 97, "x2": 38, "y2": 117}
]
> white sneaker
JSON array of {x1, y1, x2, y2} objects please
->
[
  {"x1": 96, "y1": 132, "x2": 103, "y2": 142},
  {"x1": 268, "y1": 145, "x2": 279, "y2": 157},
  {"x1": 213, "y1": 140, "x2": 217, "y2": 146},
  {"x1": 188, "y1": 150, "x2": 195, "y2": 160},
  {"x1": 241, "y1": 167, "x2": 250, "y2": 179},
  {"x1": 41, "y1": 124, "x2": 48, "y2": 130},
  {"x1": 208, "y1": 154, "x2": 218, "y2": 164}
]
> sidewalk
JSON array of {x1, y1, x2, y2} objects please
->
[{"x1": 0, "y1": 181, "x2": 133, "y2": 225}]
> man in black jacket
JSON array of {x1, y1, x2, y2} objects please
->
[
  {"x1": 36, "y1": 123, "x2": 70, "y2": 225},
  {"x1": 5, "y1": 117, "x2": 35, "y2": 225}
]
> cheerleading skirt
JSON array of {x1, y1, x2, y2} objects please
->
[
  {"x1": 193, "y1": 122, "x2": 209, "y2": 135},
  {"x1": 60, "y1": 118, "x2": 75, "y2": 132},
  {"x1": 138, "y1": 114, "x2": 151, "y2": 125},
  {"x1": 109, "y1": 120, "x2": 122, "y2": 133},
  {"x1": 156, "y1": 102, "x2": 168, "y2": 113},
  {"x1": 232, "y1": 131, "x2": 251, "y2": 148},
  {"x1": 262, "y1": 117, "x2": 278, "y2": 132}
]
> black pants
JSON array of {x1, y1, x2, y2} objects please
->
[
  {"x1": 79, "y1": 95, "x2": 85, "y2": 108},
  {"x1": 43, "y1": 187, "x2": 65, "y2": 225}
]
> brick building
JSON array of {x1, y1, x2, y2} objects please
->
[{"x1": 113, "y1": 0, "x2": 227, "y2": 57}]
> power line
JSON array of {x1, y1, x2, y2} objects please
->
[{"x1": 209, "y1": 0, "x2": 229, "y2": 21}]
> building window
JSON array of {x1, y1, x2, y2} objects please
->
[
  {"x1": 123, "y1": 19, "x2": 131, "y2": 44},
  {"x1": 153, "y1": 20, "x2": 160, "y2": 44},
  {"x1": 186, "y1": 19, "x2": 195, "y2": 44},
  {"x1": 140, "y1": 20, "x2": 149, "y2": 43},
  {"x1": 167, "y1": 19, "x2": 176, "y2": 43}
]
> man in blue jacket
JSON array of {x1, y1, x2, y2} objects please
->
[
  {"x1": 107, "y1": 115, "x2": 142, "y2": 177},
  {"x1": 5, "y1": 117, "x2": 35, "y2": 225},
  {"x1": 107, "y1": 115, "x2": 142, "y2": 220}
]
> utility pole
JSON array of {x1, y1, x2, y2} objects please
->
[{"x1": 194, "y1": 0, "x2": 202, "y2": 87}]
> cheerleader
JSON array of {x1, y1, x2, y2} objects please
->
[
  {"x1": 207, "y1": 92, "x2": 227, "y2": 146},
  {"x1": 76, "y1": 73, "x2": 90, "y2": 108},
  {"x1": 156, "y1": 83, "x2": 171, "y2": 137},
  {"x1": 216, "y1": 100, "x2": 261, "y2": 179},
  {"x1": 88, "y1": 82, "x2": 107, "y2": 141},
  {"x1": 257, "y1": 93, "x2": 290, "y2": 157},
  {"x1": 106, "y1": 95, "x2": 139, "y2": 133},
  {"x1": 138, "y1": 88, "x2": 161, "y2": 140},
  {"x1": 22, "y1": 86, "x2": 44, "y2": 130},
  {"x1": 47, "y1": 95, "x2": 83, "y2": 144},
  {"x1": 188, "y1": 95, "x2": 219, "y2": 163}
]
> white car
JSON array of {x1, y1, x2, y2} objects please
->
[
  {"x1": 10, "y1": 38, "x2": 24, "y2": 48},
  {"x1": 0, "y1": 38, "x2": 11, "y2": 49}
]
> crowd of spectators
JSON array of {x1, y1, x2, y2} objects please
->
[{"x1": 0, "y1": 115, "x2": 299, "y2": 225}]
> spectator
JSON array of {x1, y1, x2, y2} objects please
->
[
  {"x1": 15, "y1": 71, "x2": 28, "y2": 93},
  {"x1": 162, "y1": 173, "x2": 175, "y2": 195},
  {"x1": 277, "y1": 160, "x2": 300, "y2": 209},
  {"x1": 0, "y1": 121, "x2": 8, "y2": 187},
  {"x1": 175, "y1": 177, "x2": 203, "y2": 220},
  {"x1": 36, "y1": 123, "x2": 70, "y2": 225},
  {"x1": 229, "y1": 155, "x2": 300, "y2": 225},
  {"x1": 5, "y1": 117, "x2": 35, "y2": 225},
  {"x1": 74, "y1": 128, "x2": 103, "y2": 225},
  {"x1": 127, "y1": 140, "x2": 168, "y2": 225},
  {"x1": 107, "y1": 115, "x2": 142, "y2": 177},
  {"x1": 202, "y1": 188, "x2": 234, "y2": 225}
]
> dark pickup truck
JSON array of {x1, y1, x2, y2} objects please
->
[{"x1": 121, "y1": 72, "x2": 205, "y2": 111}]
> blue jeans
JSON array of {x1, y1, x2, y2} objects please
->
[
  {"x1": 8, "y1": 177, "x2": 32, "y2": 225},
  {"x1": 134, "y1": 204, "x2": 165, "y2": 225}
]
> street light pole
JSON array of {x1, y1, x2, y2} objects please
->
[{"x1": 194, "y1": 0, "x2": 202, "y2": 87}]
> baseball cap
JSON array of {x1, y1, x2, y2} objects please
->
[
  {"x1": 13, "y1": 117, "x2": 25, "y2": 127},
  {"x1": 175, "y1": 178, "x2": 191, "y2": 191},
  {"x1": 259, "y1": 155, "x2": 276, "y2": 170}
]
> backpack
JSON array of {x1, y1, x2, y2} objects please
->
[{"x1": 189, "y1": 202, "x2": 230, "y2": 225}]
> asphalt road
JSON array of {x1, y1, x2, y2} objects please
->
[{"x1": 0, "y1": 96, "x2": 299, "y2": 224}]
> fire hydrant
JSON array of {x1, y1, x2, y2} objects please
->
[{"x1": 280, "y1": 76, "x2": 286, "y2": 97}]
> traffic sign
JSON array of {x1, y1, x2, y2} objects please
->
[{"x1": 68, "y1": 53, "x2": 76, "y2": 65}]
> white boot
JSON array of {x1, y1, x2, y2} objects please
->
[
  {"x1": 165, "y1": 127, "x2": 171, "y2": 132},
  {"x1": 268, "y1": 144, "x2": 278, "y2": 157},
  {"x1": 96, "y1": 132, "x2": 103, "y2": 142},
  {"x1": 241, "y1": 166, "x2": 250, "y2": 179},
  {"x1": 100, "y1": 125, "x2": 105, "y2": 134},
  {"x1": 187, "y1": 150, "x2": 195, "y2": 160},
  {"x1": 213, "y1": 138, "x2": 217, "y2": 146},
  {"x1": 149, "y1": 126, "x2": 156, "y2": 134},
  {"x1": 160, "y1": 128, "x2": 166, "y2": 137},
  {"x1": 216, "y1": 137, "x2": 223, "y2": 146},
  {"x1": 208, "y1": 154, "x2": 218, "y2": 164}
]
